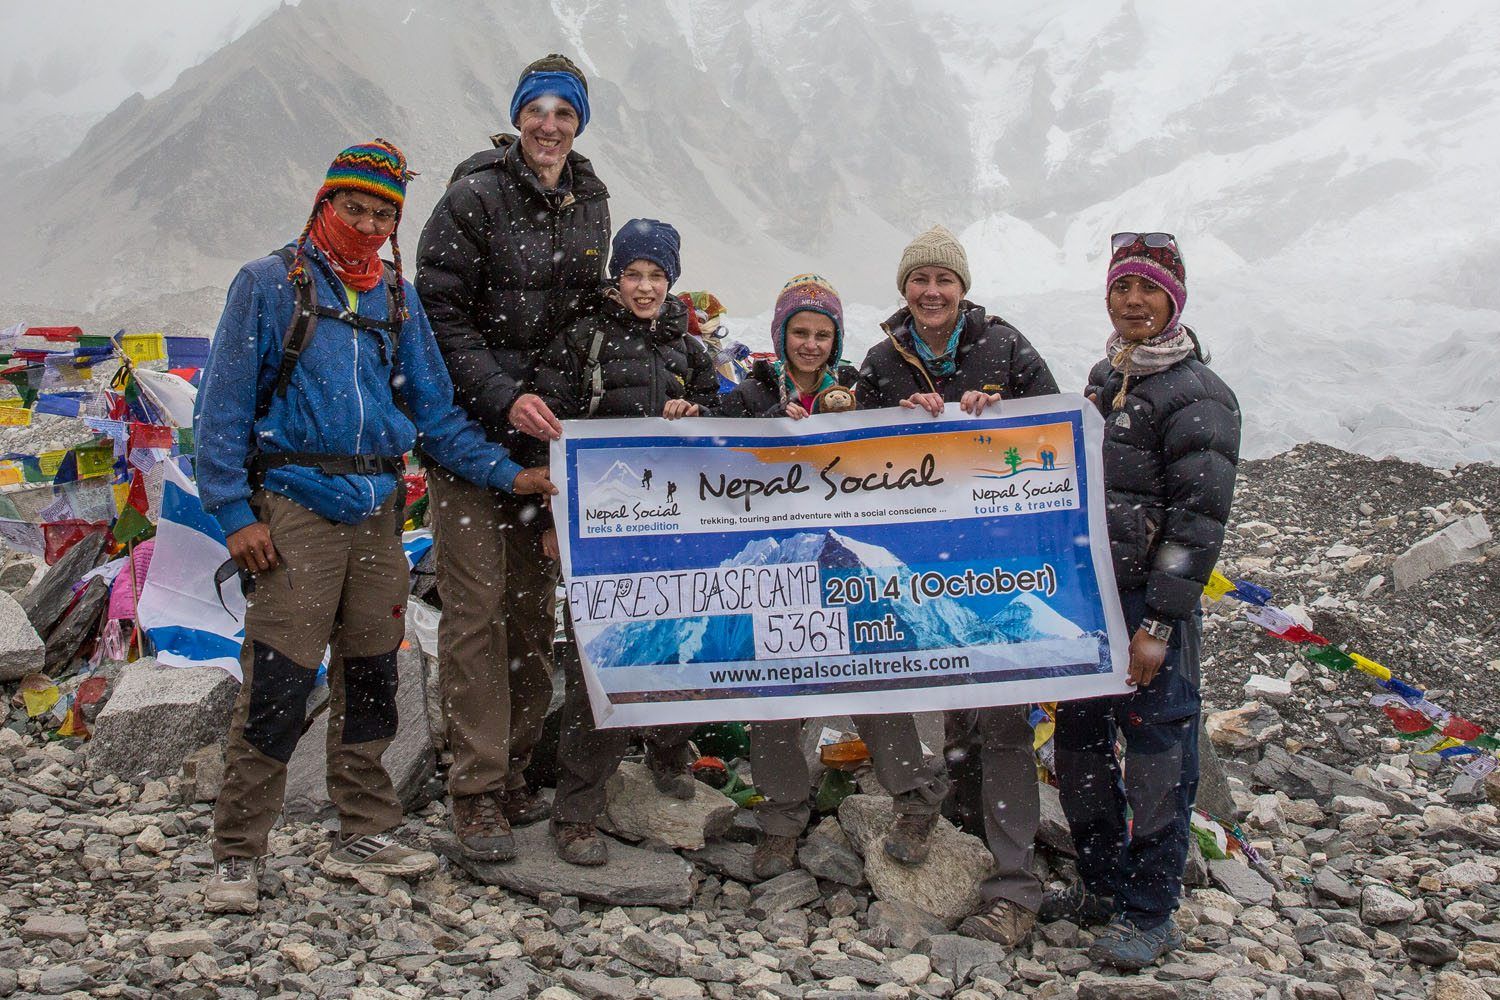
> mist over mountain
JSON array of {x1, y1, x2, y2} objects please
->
[{"x1": 1, "y1": 0, "x2": 1496, "y2": 464}]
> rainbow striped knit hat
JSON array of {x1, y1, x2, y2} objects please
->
[
  {"x1": 288, "y1": 138, "x2": 417, "y2": 318},
  {"x1": 315, "y1": 138, "x2": 412, "y2": 211}
]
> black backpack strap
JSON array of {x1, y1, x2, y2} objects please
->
[
  {"x1": 585, "y1": 322, "x2": 609, "y2": 417},
  {"x1": 270, "y1": 247, "x2": 319, "y2": 403}
]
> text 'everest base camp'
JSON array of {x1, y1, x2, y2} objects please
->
[{"x1": 0, "y1": 3, "x2": 1497, "y2": 1000}]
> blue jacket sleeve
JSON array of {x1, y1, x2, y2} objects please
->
[
  {"x1": 396, "y1": 293, "x2": 524, "y2": 492},
  {"x1": 194, "y1": 266, "x2": 267, "y2": 537}
]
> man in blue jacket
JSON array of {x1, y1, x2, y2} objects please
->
[{"x1": 194, "y1": 138, "x2": 554, "y2": 914}]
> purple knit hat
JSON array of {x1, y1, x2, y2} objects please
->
[
  {"x1": 1107, "y1": 239, "x2": 1187, "y2": 322},
  {"x1": 771, "y1": 274, "x2": 844, "y2": 363}
]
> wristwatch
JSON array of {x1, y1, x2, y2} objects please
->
[{"x1": 1140, "y1": 617, "x2": 1174, "y2": 642}]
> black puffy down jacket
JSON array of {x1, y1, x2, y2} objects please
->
[
  {"x1": 415, "y1": 134, "x2": 611, "y2": 465},
  {"x1": 534, "y1": 293, "x2": 720, "y2": 420},
  {"x1": 1085, "y1": 337, "x2": 1241, "y2": 621},
  {"x1": 855, "y1": 302, "x2": 1058, "y2": 409},
  {"x1": 714, "y1": 360, "x2": 860, "y2": 418}
]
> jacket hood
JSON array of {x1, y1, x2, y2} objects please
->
[{"x1": 447, "y1": 133, "x2": 609, "y2": 203}]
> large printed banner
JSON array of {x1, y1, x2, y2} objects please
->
[{"x1": 552, "y1": 395, "x2": 1130, "y2": 728}]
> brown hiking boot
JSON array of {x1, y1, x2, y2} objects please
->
[
  {"x1": 552, "y1": 821, "x2": 609, "y2": 866},
  {"x1": 451, "y1": 793, "x2": 515, "y2": 862},
  {"x1": 882, "y1": 811, "x2": 938, "y2": 865},
  {"x1": 960, "y1": 898, "x2": 1037, "y2": 947},
  {"x1": 500, "y1": 784, "x2": 549, "y2": 827},
  {"x1": 752, "y1": 834, "x2": 799, "y2": 880}
]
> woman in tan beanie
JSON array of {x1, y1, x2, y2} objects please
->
[{"x1": 854, "y1": 223, "x2": 1060, "y2": 948}]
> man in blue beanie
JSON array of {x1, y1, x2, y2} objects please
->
[{"x1": 416, "y1": 53, "x2": 611, "y2": 864}]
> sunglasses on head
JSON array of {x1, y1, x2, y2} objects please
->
[{"x1": 1111, "y1": 231, "x2": 1177, "y2": 251}]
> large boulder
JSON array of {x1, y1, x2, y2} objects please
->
[
  {"x1": 1253, "y1": 745, "x2": 1415, "y2": 815},
  {"x1": 284, "y1": 638, "x2": 435, "y2": 820},
  {"x1": 1206, "y1": 701, "x2": 1283, "y2": 753},
  {"x1": 602, "y1": 761, "x2": 735, "y2": 851},
  {"x1": 839, "y1": 794, "x2": 995, "y2": 926},
  {"x1": 86, "y1": 657, "x2": 238, "y2": 780},
  {"x1": 0, "y1": 590, "x2": 45, "y2": 682},
  {"x1": 18, "y1": 532, "x2": 107, "y2": 635},
  {"x1": 1392, "y1": 514, "x2": 1491, "y2": 590},
  {"x1": 437, "y1": 824, "x2": 695, "y2": 907},
  {"x1": 43, "y1": 577, "x2": 109, "y2": 674}
]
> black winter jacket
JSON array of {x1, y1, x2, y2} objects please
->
[
  {"x1": 714, "y1": 360, "x2": 860, "y2": 418},
  {"x1": 534, "y1": 293, "x2": 720, "y2": 420},
  {"x1": 1085, "y1": 339, "x2": 1241, "y2": 621},
  {"x1": 856, "y1": 302, "x2": 1058, "y2": 409},
  {"x1": 415, "y1": 134, "x2": 611, "y2": 465}
]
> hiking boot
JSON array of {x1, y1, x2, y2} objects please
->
[
  {"x1": 451, "y1": 792, "x2": 516, "y2": 861},
  {"x1": 500, "y1": 785, "x2": 550, "y2": 827},
  {"x1": 1040, "y1": 878, "x2": 1116, "y2": 926},
  {"x1": 321, "y1": 833, "x2": 438, "y2": 880},
  {"x1": 552, "y1": 821, "x2": 609, "y2": 866},
  {"x1": 647, "y1": 754, "x2": 697, "y2": 800},
  {"x1": 204, "y1": 857, "x2": 261, "y2": 914},
  {"x1": 959, "y1": 898, "x2": 1037, "y2": 947},
  {"x1": 1088, "y1": 915, "x2": 1184, "y2": 971},
  {"x1": 882, "y1": 811, "x2": 938, "y2": 865},
  {"x1": 752, "y1": 834, "x2": 799, "y2": 880}
]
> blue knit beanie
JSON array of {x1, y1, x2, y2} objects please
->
[
  {"x1": 609, "y1": 219, "x2": 682, "y2": 288},
  {"x1": 509, "y1": 55, "x2": 591, "y2": 135}
]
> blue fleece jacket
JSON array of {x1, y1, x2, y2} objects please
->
[{"x1": 195, "y1": 245, "x2": 524, "y2": 537}]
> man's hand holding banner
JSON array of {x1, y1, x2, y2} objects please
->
[{"x1": 551, "y1": 396, "x2": 1130, "y2": 728}]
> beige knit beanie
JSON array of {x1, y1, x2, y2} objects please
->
[{"x1": 897, "y1": 224, "x2": 971, "y2": 294}]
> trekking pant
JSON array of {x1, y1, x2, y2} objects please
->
[
  {"x1": 213, "y1": 492, "x2": 409, "y2": 861},
  {"x1": 428, "y1": 465, "x2": 557, "y2": 799},
  {"x1": 551, "y1": 612, "x2": 693, "y2": 825},
  {"x1": 749, "y1": 716, "x2": 949, "y2": 838},
  {"x1": 1055, "y1": 588, "x2": 1202, "y2": 928},
  {"x1": 946, "y1": 705, "x2": 1042, "y2": 912}
]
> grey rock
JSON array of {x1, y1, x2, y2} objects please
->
[
  {"x1": 37, "y1": 964, "x2": 88, "y2": 994},
  {"x1": 809, "y1": 958, "x2": 895, "y2": 985},
  {"x1": 613, "y1": 929, "x2": 682, "y2": 976},
  {"x1": 838, "y1": 794, "x2": 994, "y2": 926},
  {"x1": 1076, "y1": 974, "x2": 1182, "y2": 1000},
  {"x1": 145, "y1": 928, "x2": 216, "y2": 958},
  {"x1": 798, "y1": 820, "x2": 864, "y2": 886},
  {"x1": 19, "y1": 913, "x2": 87, "y2": 944},
  {"x1": 1359, "y1": 884, "x2": 1420, "y2": 924},
  {"x1": 0, "y1": 967, "x2": 15, "y2": 996},
  {"x1": 602, "y1": 761, "x2": 735, "y2": 851},
  {"x1": 750, "y1": 869, "x2": 820, "y2": 917},
  {"x1": 1252, "y1": 746, "x2": 1414, "y2": 815},
  {"x1": 18, "y1": 531, "x2": 106, "y2": 635},
  {"x1": 1208, "y1": 859, "x2": 1274, "y2": 907},
  {"x1": 684, "y1": 840, "x2": 758, "y2": 884},
  {"x1": 284, "y1": 636, "x2": 434, "y2": 819},
  {"x1": 1206, "y1": 701, "x2": 1284, "y2": 753},
  {"x1": 1392, "y1": 514, "x2": 1491, "y2": 589},
  {"x1": 555, "y1": 967, "x2": 647, "y2": 1000},
  {"x1": 87, "y1": 657, "x2": 238, "y2": 780},
  {"x1": 1036, "y1": 781, "x2": 1075, "y2": 855},
  {"x1": 922, "y1": 933, "x2": 1010, "y2": 985},
  {"x1": 436, "y1": 824, "x2": 694, "y2": 907},
  {"x1": 1312, "y1": 869, "x2": 1361, "y2": 907},
  {"x1": 866, "y1": 898, "x2": 949, "y2": 950},
  {"x1": 1195, "y1": 722, "x2": 1238, "y2": 820},
  {"x1": 1406, "y1": 935, "x2": 1460, "y2": 966},
  {"x1": 43, "y1": 576, "x2": 108, "y2": 673},
  {"x1": 179, "y1": 743, "x2": 225, "y2": 803},
  {"x1": 0, "y1": 589, "x2": 45, "y2": 682}
]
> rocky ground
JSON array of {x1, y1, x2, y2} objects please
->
[{"x1": 1, "y1": 444, "x2": 1498, "y2": 1000}]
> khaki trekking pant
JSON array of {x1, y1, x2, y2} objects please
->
[
  {"x1": 428, "y1": 464, "x2": 557, "y2": 799},
  {"x1": 948, "y1": 705, "x2": 1043, "y2": 911},
  {"x1": 749, "y1": 716, "x2": 950, "y2": 838},
  {"x1": 213, "y1": 492, "x2": 409, "y2": 861}
]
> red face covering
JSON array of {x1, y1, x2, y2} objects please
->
[{"x1": 309, "y1": 200, "x2": 390, "y2": 292}]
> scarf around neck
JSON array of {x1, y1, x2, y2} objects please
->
[
  {"x1": 907, "y1": 312, "x2": 967, "y2": 378},
  {"x1": 1105, "y1": 324, "x2": 1196, "y2": 410},
  {"x1": 309, "y1": 201, "x2": 389, "y2": 293},
  {"x1": 775, "y1": 361, "x2": 837, "y2": 411}
]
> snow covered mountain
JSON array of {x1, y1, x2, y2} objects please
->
[
  {"x1": 583, "y1": 529, "x2": 1077, "y2": 667},
  {"x1": 2, "y1": 0, "x2": 1497, "y2": 465}
]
